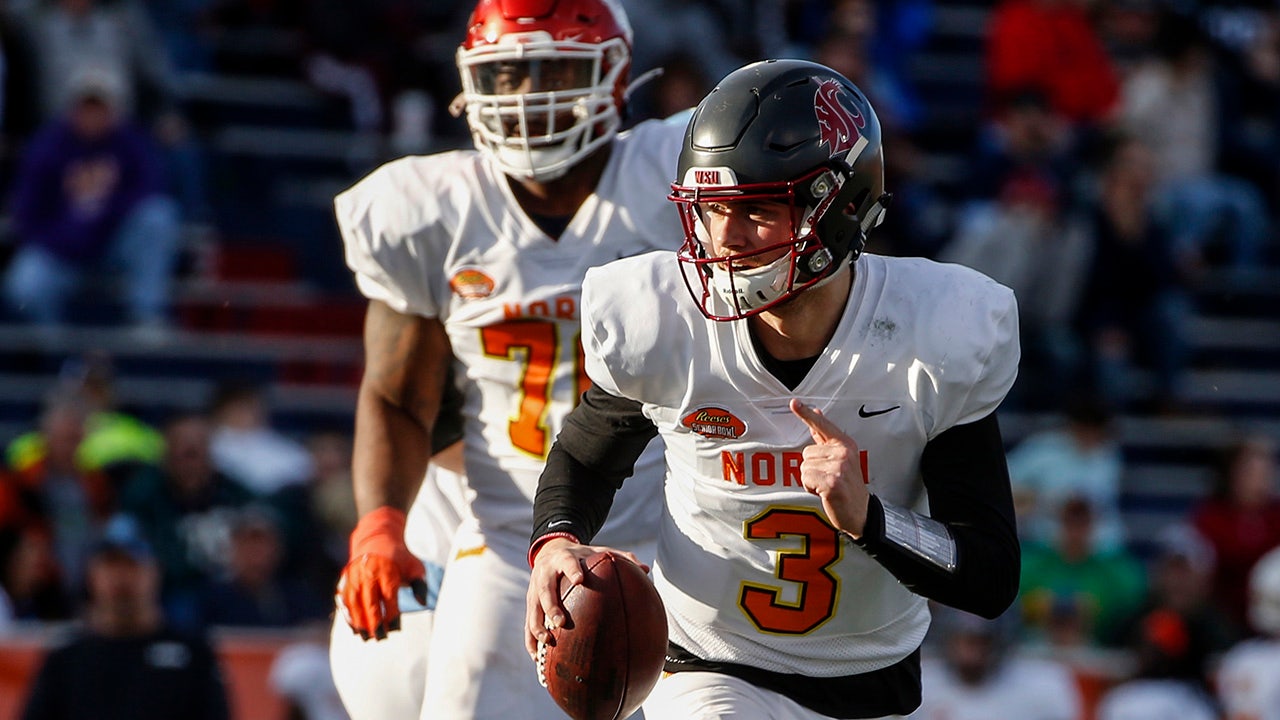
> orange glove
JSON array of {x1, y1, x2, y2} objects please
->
[{"x1": 337, "y1": 506, "x2": 427, "y2": 640}]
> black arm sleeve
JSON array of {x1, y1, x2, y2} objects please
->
[
  {"x1": 852, "y1": 411, "x2": 1020, "y2": 619},
  {"x1": 531, "y1": 384, "x2": 658, "y2": 546}
]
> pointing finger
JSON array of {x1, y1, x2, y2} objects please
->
[{"x1": 790, "y1": 399, "x2": 846, "y2": 444}]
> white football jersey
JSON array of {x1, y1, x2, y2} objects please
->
[
  {"x1": 581, "y1": 251, "x2": 1019, "y2": 676},
  {"x1": 1218, "y1": 638, "x2": 1280, "y2": 720},
  {"x1": 337, "y1": 118, "x2": 686, "y2": 545},
  {"x1": 910, "y1": 655, "x2": 1082, "y2": 720}
]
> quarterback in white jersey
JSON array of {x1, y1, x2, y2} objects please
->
[
  {"x1": 1217, "y1": 546, "x2": 1280, "y2": 720},
  {"x1": 527, "y1": 60, "x2": 1022, "y2": 719},
  {"x1": 332, "y1": 0, "x2": 679, "y2": 718}
]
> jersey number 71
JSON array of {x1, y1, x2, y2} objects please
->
[{"x1": 481, "y1": 319, "x2": 591, "y2": 458}]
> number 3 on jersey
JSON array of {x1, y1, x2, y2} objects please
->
[
  {"x1": 480, "y1": 320, "x2": 590, "y2": 458},
  {"x1": 740, "y1": 507, "x2": 843, "y2": 635}
]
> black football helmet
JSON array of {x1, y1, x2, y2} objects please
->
[{"x1": 669, "y1": 59, "x2": 891, "y2": 321}]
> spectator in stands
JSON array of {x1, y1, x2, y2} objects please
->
[
  {"x1": 1118, "y1": 524, "x2": 1236, "y2": 674},
  {"x1": 944, "y1": 89, "x2": 1089, "y2": 407},
  {"x1": 617, "y1": 0, "x2": 743, "y2": 101},
  {"x1": 119, "y1": 412, "x2": 254, "y2": 631},
  {"x1": 1211, "y1": 5, "x2": 1280, "y2": 222},
  {"x1": 986, "y1": 0, "x2": 1121, "y2": 128},
  {"x1": 1074, "y1": 132, "x2": 1193, "y2": 413},
  {"x1": 18, "y1": 0, "x2": 176, "y2": 124},
  {"x1": 787, "y1": 0, "x2": 933, "y2": 123},
  {"x1": 810, "y1": 5, "x2": 923, "y2": 135},
  {"x1": 304, "y1": 429, "x2": 355, "y2": 589},
  {"x1": 201, "y1": 504, "x2": 327, "y2": 627},
  {"x1": 1, "y1": 67, "x2": 181, "y2": 334},
  {"x1": 208, "y1": 380, "x2": 313, "y2": 497},
  {"x1": 138, "y1": 0, "x2": 218, "y2": 73},
  {"x1": 0, "y1": 528, "x2": 72, "y2": 621},
  {"x1": 1191, "y1": 433, "x2": 1280, "y2": 636},
  {"x1": 1019, "y1": 495, "x2": 1147, "y2": 647},
  {"x1": 912, "y1": 605, "x2": 1082, "y2": 720},
  {"x1": 1094, "y1": 605, "x2": 1221, "y2": 720},
  {"x1": 0, "y1": 388, "x2": 116, "y2": 596},
  {"x1": 1215, "y1": 545, "x2": 1280, "y2": 719},
  {"x1": 1005, "y1": 395, "x2": 1125, "y2": 551},
  {"x1": 1123, "y1": 9, "x2": 1270, "y2": 273},
  {"x1": 7, "y1": 352, "x2": 164, "y2": 484},
  {"x1": 17, "y1": 0, "x2": 208, "y2": 222},
  {"x1": 18, "y1": 515, "x2": 230, "y2": 720}
]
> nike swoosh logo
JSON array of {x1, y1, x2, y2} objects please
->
[
  {"x1": 858, "y1": 404, "x2": 900, "y2": 418},
  {"x1": 548, "y1": 520, "x2": 574, "y2": 529}
]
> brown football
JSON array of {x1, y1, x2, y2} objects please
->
[{"x1": 539, "y1": 551, "x2": 668, "y2": 720}]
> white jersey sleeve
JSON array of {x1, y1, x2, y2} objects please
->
[
  {"x1": 895, "y1": 257, "x2": 1019, "y2": 436},
  {"x1": 336, "y1": 153, "x2": 469, "y2": 318}
]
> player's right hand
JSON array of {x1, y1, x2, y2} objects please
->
[
  {"x1": 524, "y1": 538, "x2": 648, "y2": 658},
  {"x1": 338, "y1": 506, "x2": 427, "y2": 641}
]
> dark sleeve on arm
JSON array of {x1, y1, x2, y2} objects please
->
[
  {"x1": 852, "y1": 411, "x2": 1020, "y2": 619},
  {"x1": 531, "y1": 384, "x2": 658, "y2": 546}
]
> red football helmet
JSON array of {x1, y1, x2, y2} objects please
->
[
  {"x1": 457, "y1": 0, "x2": 632, "y2": 182},
  {"x1": 669, "y1": 60, "x2": 890, "y2": 321}
]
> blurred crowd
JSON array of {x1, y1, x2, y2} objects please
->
[{"x1": 0, "y1": 0, "x2": 1277, "y2": 718}]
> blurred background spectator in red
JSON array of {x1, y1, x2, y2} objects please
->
[{"x1": 1191, "y1": 433, "x2": 1280, "y2": 637}]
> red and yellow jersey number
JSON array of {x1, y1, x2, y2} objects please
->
[
  {"x1": 479, "y1": 320, "x2": 590, "y2": 458},
  {"x1": 739, "y1": 506, "x2": 843, "y2": 635}
]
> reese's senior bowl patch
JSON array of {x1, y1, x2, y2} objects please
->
[
  {"x1": 681, "y1": 407, "x2": 747, "y2": 440},
  {"x1": 449, "y1": 268, "x2": 495, "y2": 299}
]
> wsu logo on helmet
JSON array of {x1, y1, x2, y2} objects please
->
[{"x1": 814, "y1": 78, "x2": 866, "y2": 159}]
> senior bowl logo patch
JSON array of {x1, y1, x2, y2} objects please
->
[
  {"x1": 449, "y1": 268, "x2": 495, "y2": 299},
  {"x1": 681, "y1": 407, "x2": 747, "y2": 440}
]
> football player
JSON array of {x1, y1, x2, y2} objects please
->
[
  {"x1": 526, "y1": 59, "x2": 1022, "y2": 719},
  {"x1": 1216, "y1": 545, "x2": 1280, "y2": 720},
  {"x1": 331, "y1": 0, "x2": 682, "y2": 717}
]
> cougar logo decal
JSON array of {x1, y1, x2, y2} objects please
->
[{"x1": 814, "y1": 78, "x2": 865, "y2": 158}]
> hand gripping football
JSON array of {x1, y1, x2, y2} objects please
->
[{"x1": 537, "y1": 552, "x2": 668, "y2": 720}]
